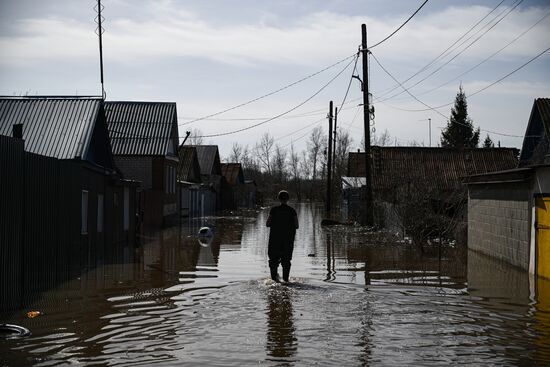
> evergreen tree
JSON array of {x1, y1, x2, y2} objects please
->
[
  {"x1": 482, "y1": 134, "x2": 494, "y2": 148},
  {"x1": 440, "y1": 86, "x2": 480, "y2": 148}
]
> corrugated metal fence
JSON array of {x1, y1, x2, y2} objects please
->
[
  {"x1": 1, "y1": 136, "x2": 82, "y2": 311},
  {"x1": 0, "y1": 135, "x2": 24, "y2": 311}
]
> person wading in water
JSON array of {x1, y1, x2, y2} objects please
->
[{"x1": 266, "y1": 190, "x2": 299, "y2": 282}]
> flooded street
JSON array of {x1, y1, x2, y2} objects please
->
[{"x1": 2, "y1": 203, "x2": 550, "y2": 366}]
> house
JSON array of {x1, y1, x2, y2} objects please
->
[
  {"x1": 221, "y1": 163, "x2": 246, "y2": 208},
  {"x1": 346, "y1": 146, "x2": 519, "y2": 236},
  {"x1": 176, "y1": 145, "x2": 215, "y2": 218},
  {"x1": 190, "y1": 145, "x2": 228, "y2": 210},
  {"x1": 340, "y1": 176, "x2": 366, "y2": 223},
  {"x1": 105, "y1": 101, "x2": 179, "y2": 227},
  {"x1": 0, "y1": 96, "x2": 137, "y2": 310},
  {"x1": 466, "y1": 98, "x2": 550, "y2": 280}
]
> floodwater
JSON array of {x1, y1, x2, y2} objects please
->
[{"x1": 1, "y1": 203, "x2": 550, "y2": 366}]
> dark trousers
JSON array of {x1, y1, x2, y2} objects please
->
[{"x1": 268, "y1": 243, "x2": 293, "y2": 281}]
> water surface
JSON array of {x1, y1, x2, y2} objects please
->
[{"x1": 1, "y1": 203, "x2": 549, "y2": 366}]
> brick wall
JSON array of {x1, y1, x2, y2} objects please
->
[
  {"x1": 114, "y1": 156, "x2": 152, "y2": 190},
  {"x1": 468, "y1": 182, "x2": 531, "y2": 270}
]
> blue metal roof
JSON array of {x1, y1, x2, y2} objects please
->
[
  {"x1": 105, "y1": 101, "x2": 179, "y2": 156},
  {"x1": 0, "y1": 97, "x2": 102, "y2": 159}
]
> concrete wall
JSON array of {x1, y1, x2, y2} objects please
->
[
  {"x1": 114, "y1": 156, "x2": 152, "y2": 190},
  {"x1": 468, "y1": 182, "x2": 531, "y2": 270}
]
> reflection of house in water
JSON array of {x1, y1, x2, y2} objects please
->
[
  {"x1": 0, "y1": 97, "x2": 137, "y2": 311},
  {"x1": 105, "y1": 101, "x2": 180, "y2": 228},
  {"x1": 346, "y1": 244, "x2": 467, "y2": 286},
  {"x1": 467, "y1": 98, "x2": 550, "y2": 280}
]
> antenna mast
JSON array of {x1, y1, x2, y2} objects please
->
[{"x1": 95, "y1": 0, "x2": 106, "y2": 99}]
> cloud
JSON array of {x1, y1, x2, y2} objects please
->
[{"x1": 1, "y1": 2, "x2": 548, "y2": 69}]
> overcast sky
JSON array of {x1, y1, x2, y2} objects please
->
[{"x1": 1, "y1": 0, "x2": 549, "y2": 158}]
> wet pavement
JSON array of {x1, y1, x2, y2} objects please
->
[{"x1": 1, "y1": 203, "x2": 550, "y2": 366}]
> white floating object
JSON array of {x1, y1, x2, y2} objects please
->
[{"x1": 198, "y1": 227, "x2": 213, "y2": 237}]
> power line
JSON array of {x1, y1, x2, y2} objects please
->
[
  {"x1": 338, "y1": 55, "x2": 359, "y2": 112},
  {"x1": 275, "y1": 116, "x2": 326, "y2": 143},
  {"x1": 179, "y1": 53, "x2": 357, "y2": 127},
  {"x1": 195, "y1": 55, "x2": 358, "y2": 138},
  {"x1": 373, "y1": 0, "x2": 507, "y2": 99},
  {"x1": 370, "y1": 51, "x2": 527, "y2": 138},
  {"x1": 383, "y1": 43, "x2": 550, "y2": 117},
  {"x1": 416, "y1": 10, "x2": 550, "y2": 98},
  {"x1": 370, "y1": 52, "x2": 448, "y2": 120},
  {"x1": 369, "y1": 0, "x2": 430, "y2": 49},
  {"x1": 469, "y1": 45, "x2": 550, "y2": 99},
  {"x1": 378, "y1": 0, "x2": 525, "y2": 103}
]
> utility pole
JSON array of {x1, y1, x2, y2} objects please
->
[
  {"x1": 326, "y1": 101, "x2": 333, "y2": 214},
  {"x1": 96, "y1": 0, "x2": 105, "y2": 99},
  {"x1": 419, "y1": 118, "x2": 432, "y2": 147},
  {"x1": 361, "y1": 24, "x2": 374, "y2": 226},
  {"x1": 333, "y1": 107, "x2": 338, "y2": 178},
  {"x1": 428, "y1": 118, "x2": 431, "y2": 147}
]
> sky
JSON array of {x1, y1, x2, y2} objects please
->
[{"x1": 1, "y1": 0, "x2": 549, "y2": 159}]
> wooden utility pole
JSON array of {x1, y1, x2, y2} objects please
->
[
  {"x1": 361, "y1": 24, "x2": 374, "y2": 226},
  {"x1": 326, "y1": 101, "x2": 333, "y2": 214},
  {"x1": 333, "y1": 107, "x2": 338, "y2": 179}
]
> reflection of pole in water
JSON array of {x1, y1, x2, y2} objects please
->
[
  {"x1": 265, "y1": 288, "x2": 297, "y2": 360},
  {"x1": 325, "y1": 230, "x2": 336, "y2": 281},
  {"x1": 364, "y1": 259, "x2": 370, "y2": 286}
]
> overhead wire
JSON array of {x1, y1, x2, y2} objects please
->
[
  {"x1": 416, "y1": 10, "x2": 550, "y2": 97},
  {"x1": 378, "y1": 0, "x2": 525, "y2": 103},
  {"x1": 382, "y1": 43, "x2": 550, "y2": 118},
  {"x1": 369, "y1": 0, "x2": 430, "y2": 49},
  {"x1": 373, "y1": 0, "x2": 507, "y2": 99},
  {"x1": 370, "y1": 51, "x2": 527, "y2": 138},
  {"x1": 178, "y1": 53, "x2": 357, "y2": 126},
  {"x1": 195, "y1": 54, "x2": 358, "y2": 138}
]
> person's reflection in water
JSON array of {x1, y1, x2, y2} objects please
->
[{"x1": 265, "y1": 286, "x2": 297, "y2": 362}]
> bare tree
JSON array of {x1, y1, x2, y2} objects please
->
[
  {"x1": 229, "y1": 142, "x2": 243, "y2": 162},
  {"x1": 300, "y1": 150, "x2": 311, "y2": 180},
  {"x1": 273, "y1": 144, "x2": 287, "y2": 183},
  {"x1": 289, "y1": 144, "x2": 302, "y2": 200},
  {"x1": 307, "y1": 126, "x2": 324, "y2": 180},
  {"x1": 188, "y1": 128, "x2": 204, "y2": 145},
  {"x1": 372, "y1": 129, "x2": 392, "y2": 146},
  {"x1": 255, "y1": 132, "x2": 275, "y2": 175}
]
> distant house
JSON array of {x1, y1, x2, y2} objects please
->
[
  {"x1": 190, "y1": 145, "x2": 228, "y2": 210},
  {"x1": 346, "y1": 147, "x2": 519, "y2": 234},
  {"x1": 221, "y1": 163, "x2": 246, "y2": 208},
  {"x1": 466, "y1": 98, "x2": 550, "y2": 280},
  {"x1": 176, "y1": 145, "x2": 215, "y2": 218},
  {"x1": 105, "y1": 101, "x2": 179, "y2": 227},
  {"x1": 0, "y1": 97, "x2": 137, "y2": 310},
  {"x1": 178, "y1": 146, "x2": 202, "y2": 184}
]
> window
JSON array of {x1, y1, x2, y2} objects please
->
[
  {"x1": 97, "y1": 194, "x2": 104, "y2": 233},
  {"x1": 81, "y1": 190, "x2": 88, "y2": 234},
  {"x1": 123, "y1": 187, "x2": 129, "y2": 231}
]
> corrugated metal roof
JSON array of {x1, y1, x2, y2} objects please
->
[
  {"x1": 189, "y1": 145, "x2": 221, "y2": 175},
  {"x1": 105, "y1": 101, "x2": 178, "y2": 156},
  {"x1": 348, "y1": 147, "x2": 519, "y2": 193},
  {"x1": 177, "y1": 146, "x2": 201, "y2": 183},
  {"x1": 0, "y1": 97, "x2": 102, "y2": 159},
  {"x1": 221, "y1": 163, "x2": 244, "y2": 185}
]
